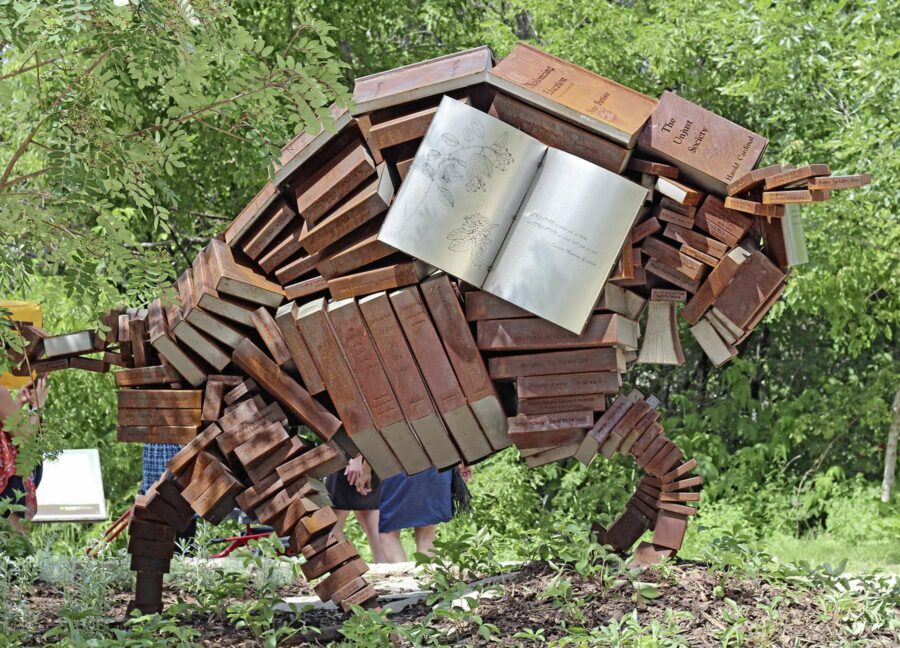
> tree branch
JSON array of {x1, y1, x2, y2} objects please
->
[{"x1": 0, "y1": 46, "x2": 96, "y2": 82}]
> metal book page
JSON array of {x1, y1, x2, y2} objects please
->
[
  {"x1": 378, "y1": 96, "x2": 548, "y2": 287},
  {"x1": 484, "y1": 147, "x2": 648, "y2": 333}
]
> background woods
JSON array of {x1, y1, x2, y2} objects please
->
[{"x1": 1, "y1": 0, "x2": 898, "y2": 568}]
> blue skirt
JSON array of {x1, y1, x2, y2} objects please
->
[{"x1": 378, "y1": 468, "x2": 452, "y2": 533}]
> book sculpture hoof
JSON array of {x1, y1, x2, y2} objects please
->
[{"x1": 3, "y1": 44, "x2": 869, "y2": 614}]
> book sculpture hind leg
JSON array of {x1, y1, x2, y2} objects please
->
[{"x1": 2, "y1": 44, "x2": 869, "y2": 615}]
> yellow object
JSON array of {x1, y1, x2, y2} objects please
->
[{"x1": 0, "y1": 300, "x2": 44, "y2": 388}]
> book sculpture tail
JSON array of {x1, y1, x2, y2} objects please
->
[{"x1": 2, "y1": 43, "x2": 870, "y2": 614}]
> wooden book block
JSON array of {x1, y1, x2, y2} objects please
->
[
  {"x1": 573, "y1": 395, "x2": 635, "y2": 465},
  {"x1": 300, "y1": 539, "x2": 359, "y2": 580},
  {"x1": 694, "y1": 195, "x2": 753, "y2": 247},
  {"x1": 358, "y1": 292, "x2": 462, "y2": 469},
  {"x1": 599, "y1": 400, "x2": 652, "y2": 458},
  {"x1": 661, "y1": 475, "x2": 703, "y2": 492},
  {"x1": 662, "y1": 458, "x2": 698, "y2": 483},
  {"x1": 489, "y1": 91, "x2": 629, "y2": 173},
  {"x1": 200, "y1": 381, "x2": 224, "y2": 425},
  {"x1": 130, "y1": 554, "x2": 171, "y2": 574},
  {"x1": 246, "y1": 435, "x2": 306, "y2": 484},
  {"x1": 166, "y1": 424, "x2": 223, "y2": 477},
  {"x1": 477, "y1": 314, "x2": 638, "y2": 352},
  {"x1": 118, "y1": 408, "x2": 201, "y2": 427},
  {"x1": 367, "y1": 104, "x2": 439, "y2": 153},
  {"x1": 329, "y1": 575, "x2": 368, "y2": 605},
  {"x1": 241, "y1": 199, "x2": 299, "y2": 260},
  {"x1": 518, "y1": 393, "x2": 606, "y2": 416},
  {"x1": 224, "y1": 379, "x2": 258, "y2": 406},
  {"x1": 301, "y1": 531, "x2": 341, "y2": 560},
  {"x1": 234, "y1": 423, "x2": 289, "y2": 469},
  {"x1": 390, "y1": 286, "x2": 492, "y2": 464},
  {"x1": 464, "y1": 291, "x2": 533, "y2": 321},
  {"x1": 631, "y1": 216, "x2": 662, "y2": 243},
  {"x1": 662, "y1": 223, "x2": 727, "y2": 258},
  {"x1": 641, "y1": 237, "x2": 705, "y2": 281},
  {"x1": 647, "y1": 443, "x2": 684, "y2": 477},
  {"x1": 606, "y1": 507, "x2": 650, "y2": 552},
  {"x1": 224, "y1": 181, "x2": 279, "y2": 246},
  {"x1": 618, "y1": 409, "x2": 660, "y2": 456},
  {"x1": 69, "y1": 356, "x2": 109, "y2": 373},
  {"x1": 236, "y1": 475, "x2": 283, "y2": 513},
  {"x1": 763, "y1": 164, "x2": 830, "y2": 190},
  {"x1": 726, "y1": 164, "x2": 784, "y2": 196},
  {"x1": 681, "y1": 250, "x2": 747, "y2": 325},
  {"x1": 339, "y1": 584, "x2": 378, "y2": 612},
  {"x1": 129, "y1": 518, "x2": 176, "y2": 544},
  {"x1": 644, "y1": 258, "x2": 702, "y2": 293},
  {"x1": 523, "y1": 440, "x2": 583, "y2": 467},
  {"x1": 312, "y1": 557, "x2": 369, "y2": 601},
  {"x1": 134, "y1": 571, "x2": 165, "y2": 605},
  {"x1": 712, "y1": 251, "x2": 785, "y2": 329},
  {"x1": 327, "y1": 261, "x2": 431, "y2": 301},
  {"x1": 517, "y1": 372, "x2": 621, "y2": 399},
  {"x1": 274, "y1": 249, "x2": 321, "y2": 284},
  {"x1": 296, "y1": 298, "x2": 403, "y2": 478},
  {"x1": 489, "y1": 348, "x2": 625, "y2": 380},
  {"x1": 293, "y1": 142, "x2": 376, "y2": 225},
  {"x1": 118, "y1": 390, "x2": 202, "y2": 410},
  {"x1": 327, "y1": 299, "x2": 432, "y2": 475},
  {"x1": 631, "y1": 421, "x2": 663, "y2": 458},
  {"x1": 655, "y1": 177, "x2": 703, "y2": 206},
  {"x1": 277, "y1": 441, "x2": 347, "y2": 486},
  {"x1": 251, "y1": 307, "x2": 294, "y2": 368},
  {"x1": 259, "y1": 220, "x2": 305, "y2": 275},
  {"x1": 191, "y1": 471, "x2": 242, "y2": 518},
  {"x1": 117, "y1": 426, "x2": 198, "y2": 444},
  {"x1": 207, "y1": 240, "x2": 285, "y2": 308},
  {"x1": 807, "y1": 173, "x2": 870, "y2": 190},
  {"x1": 290, "y1": 507, "x2": 339, "y2": 554},
  {"x1": 297, "y1": 164, "x2": 394, "y2": 254},
  {"x1": 627, "y1": 158, "x2": 679, "y2": 178},
  {"x1": 680, "y1": 244, "x2": 719, "y2": 267},
  {"x1": 509, "y1": 427, "x2": 587, "y2": 451},
  {"x1": 421, "y1": 273, "x2": 511, "y2": 452},
  {"x1": 507, "y1": 411, "x2": 593, "y2": 435},
  {"x1": 316, "y1": 233, "x2": 396, "y2": 280},
  {"x1": 651, "y1": 511, "x2": 688, "y2": 551},
  {"x1": 637, "y1": 90, "x2": 767, "y2": 194},
  {"x1": 284, "y1": 275, "x2": 328, "y2": 302},
  {"x1": 255, "y1": 489, "x2": 293, "y2": 524},
  {"x1": 275, "y1": 302, "x2": 326, "y2": 395},
  {"x1": 231, "y1": 339, "x2": 342, "y2": 442},
  {"x1": 656, "y1": 207, "x2": 695, "y2": 230}
]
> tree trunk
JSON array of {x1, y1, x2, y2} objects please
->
[{"x1": 882, "y1": 388, "x2": 900, "y2": 502}]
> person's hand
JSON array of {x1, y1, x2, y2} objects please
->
[
  {"x1": 17, "y1": 377, "x2": 47, "y2": 410},
  {"x1": 459, "y1": 465, "x2": 473, "y2": 482},
  {"x1": 344, "y1": 455, "x2": 365, "y2": 487},
  {"x1": 354, "y1": 460, "x2": 374, "y2": 496}
]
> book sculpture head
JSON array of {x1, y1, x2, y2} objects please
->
[{"x1": 3, "y1": 44, "x2": 870, "y2": 614}]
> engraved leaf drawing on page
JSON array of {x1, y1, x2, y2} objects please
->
[
  {"x1": 447, "y1": 213, "x2": 499, "y2": 267},
  {"x1": 398, "y1": 120, "x2": 514, "y2": 231}
]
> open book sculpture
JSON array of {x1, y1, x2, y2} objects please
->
[{"x1": 2, "y1": 43, "x2": 870, "y2": 614}]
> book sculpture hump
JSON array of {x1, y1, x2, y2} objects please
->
[{"x1": 2, "y1": 43, "x2": 870, "y2": 613}]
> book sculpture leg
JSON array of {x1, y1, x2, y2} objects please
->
[{"x1": 2, "y1": 44, "x2": 868, "y2": 615}]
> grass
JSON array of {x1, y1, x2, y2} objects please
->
[{"x1": 762, "y1": 532, "x2": 900, "y2": 575}]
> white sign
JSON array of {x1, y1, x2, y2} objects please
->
[{"x1": 33, "y1": 449, "x2": 107, "y2": 523}]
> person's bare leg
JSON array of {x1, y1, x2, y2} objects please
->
[
  {"x1": 413, "y1": 525, "x2": 437, "y2": 557},
  {"x1": 7, "y1": 512, "x2": 28, "y2": 535},
  {"x1": 379, "y1": 530, "x2": 407, "y2": 563},
  {"x1": 354, "y1": 509, "x2": 388, "y2": 563},
  {"x1": 332, "y1": 508, "x2": 350, "y2": 541}
]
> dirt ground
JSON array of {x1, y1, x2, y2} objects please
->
[{"x1": 22, "y1": 560, "x2": 898, "y2": 646}]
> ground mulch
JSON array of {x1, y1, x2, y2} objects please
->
[{"x1": 20, "y1": 560, "x2": 898, "y2": 646}]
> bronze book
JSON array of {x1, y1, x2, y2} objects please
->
[
  {"x1": 352, "y1": 45, "x2": 492, "y2": 114},
  {"x1": 638, "y1": 91, "x2": 768, "y2": 195},
  {"x1": 488, "y1": 42, "x2": 656, "y2": 147}
]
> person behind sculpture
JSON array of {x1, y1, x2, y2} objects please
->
[
  {"x1": 378, "y1": 465, "x2": 472, "y2": 563},
  {"x1": 0, "y1": 378, "x2": 48, "y2": 533},
  {"x1": 327, "y1": 454, "x2": 387, "y2": 562}
]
